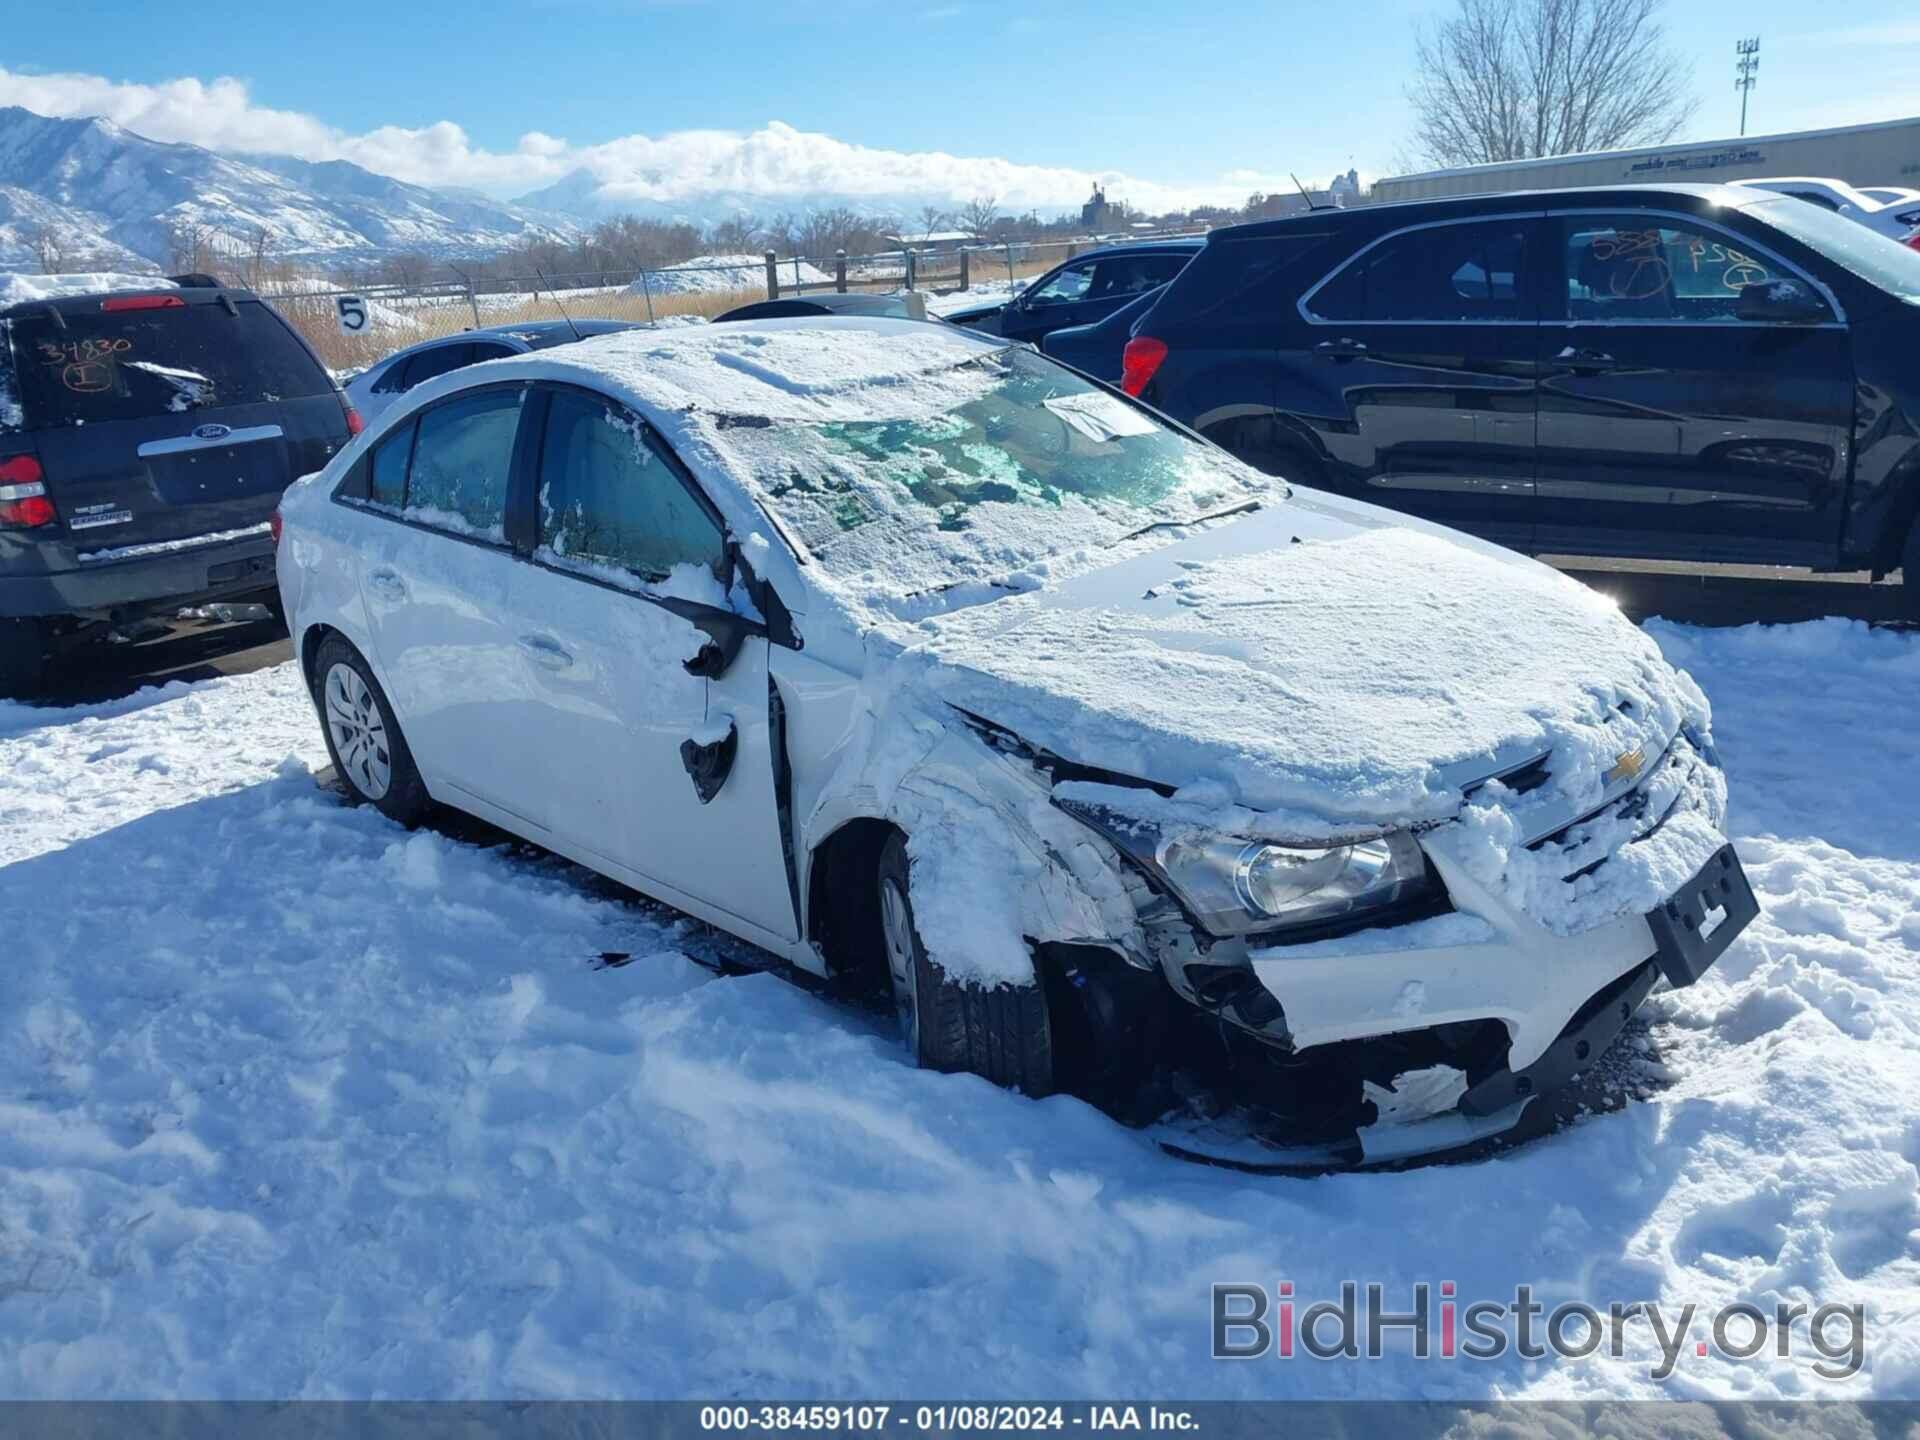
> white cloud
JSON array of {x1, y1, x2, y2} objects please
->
[
  {"x1": 1793, "y1": 22, "x2": 1920, "y2": 48},
  {"x1": 0, "y1": 64, "x2": 1291, "y2": 215}
]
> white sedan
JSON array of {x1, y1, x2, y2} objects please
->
[{"x1": 275, "y1": 319, "x2": 1755, "y2": 1167}]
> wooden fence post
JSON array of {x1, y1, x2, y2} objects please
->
[
  {"x1": 764, "y1": 250, "x2": 779, "y2": 300},
  {"x1": 904, "y1": 248, "x2": 916, "y2": 291},
  {"x1": 959, "y1": 248, "x2": 970, "y2": 291},
  {"x1": 836, "y1": 250, "x2": 848, "y2": 293}
]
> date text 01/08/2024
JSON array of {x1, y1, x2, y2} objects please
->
[{"x1": 697, "y1": 1407, "x2": 1201, "y2": 1432}]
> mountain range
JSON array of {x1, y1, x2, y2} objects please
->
[{"x1": 0, "y1": 105, "x2": 581, "y2": 272}]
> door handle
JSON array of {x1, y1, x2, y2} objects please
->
[
  {"x1": 517, "y1": 634, "x2": 573, "y2": 670},
  {"x1": 1314, "y1": 338, "x2": 1368, "y2": 360},
  {"x1": 367, "y1": 568, "x2": 407, "y2": 601},
  {"x1": 1557, "y1": 346, "x2": 1618, "y2": 374}
]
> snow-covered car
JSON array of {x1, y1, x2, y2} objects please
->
[
  {"x1": 1732, "y1": 176, "x2": 1920, "y2": 243},
  {"x1": 344, "y1": 320, "x2": 643, "y2": 426},
  {"x1": 274, "y1": 319, "x2": 1757, "y2": 1167}
]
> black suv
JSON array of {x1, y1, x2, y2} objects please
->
[
  {"x1": 0, "y1": 278, "x2": 353, "y2": 695},
  {"x1": 1124, "y1": 183, "x2": 1920, "y2": 606}
]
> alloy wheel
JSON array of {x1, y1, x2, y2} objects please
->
[{"x1": 323, "y1": 662, "x2": 392, "y2": 800}]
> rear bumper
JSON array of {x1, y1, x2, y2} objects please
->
[{"x1": 0, "y1": 527, "x2": 276, "y2": 621}]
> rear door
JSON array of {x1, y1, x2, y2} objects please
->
[
  {"x1": 1289, "y1": 215, "x2": 1543, "y2": 545},
  {"x1": 1534, "y1": 210, "x2": 1853, "y2": 562},
  {"x1": 9, "y1": 295, "x2": 343, "y2": 554},
  {"x1": 507, "y1": 383, "x2": 798, "y2": 944}
]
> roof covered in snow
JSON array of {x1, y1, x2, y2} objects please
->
[{"x1": 0, "y1": 270, "x2": 174, "y2": 310}]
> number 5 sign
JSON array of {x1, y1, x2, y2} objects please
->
[{"x1": 334, "y1": 295, "x2": 370, "y2": 336}]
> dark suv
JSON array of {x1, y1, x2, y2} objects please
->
[
  {"x1": 0, "y1": 278, "x2": 353, "y2": 695},
  {"x1": 1123, "y1": 183, "x2": 1920, "y2": 606}
]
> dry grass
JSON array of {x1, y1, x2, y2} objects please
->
[{"x1": 276, "y1": 246, "x2": 1073, "y2": 375}]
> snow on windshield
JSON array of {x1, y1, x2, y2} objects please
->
[
  {"x1": 700, "y1": 347, "x2": 1277, "y2": 611},
  {"x1": 1751, "y1": 196, "x2": 1920, "y2": 302}
]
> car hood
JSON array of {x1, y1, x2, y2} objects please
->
[{"x1": 906, "y1": 493, "x2": 1705, "y2": 832}]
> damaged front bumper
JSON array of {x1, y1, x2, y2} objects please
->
[{"x1": 1130, "y1": 735, "x2": 1759, "y2": 1169}]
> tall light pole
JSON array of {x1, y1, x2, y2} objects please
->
[{"x1": 1736, "y1": 37, "x2": 1761, "y2": 137}]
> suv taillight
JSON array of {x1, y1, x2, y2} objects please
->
[
  {"x1": 1121, "y1": 336, "x2": 1168, "y2": 398},
  {"x1": 344, "y1": 406, "x2": 365, "y2": 437},
  {"x1": 1904, "y1": 230, "x2": 1920, "y2": 253},
  {"x1": 0, "y1": 454, "x2": 53, "y2": 530},
  {"x1": 270, "y1": 507, "x2": 283, "y2": 547}
]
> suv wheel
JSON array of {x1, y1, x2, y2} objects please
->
[
  {"x1": 877, "y1": 831, "x2": 1054, "y2": 1096},
  {"x1": 312, "y1": 635, "x2": 429, "y2": 826},
  {"x1": 0, "y1": 619, "x2": 46, "y2": 701}
]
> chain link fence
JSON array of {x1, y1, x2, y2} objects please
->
[{"x1": 264, "y1": 231, "x2": 1209, "y2": 374}]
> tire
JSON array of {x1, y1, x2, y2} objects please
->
[
  {"x1": 312, "y1": 635, "x2": 430, "y2": 827},
  {"x1": 877, "y1": 830, "x2": 1054, "y2": 1096},
  {"x1": 0, "y1": 619, "x2": 46, "y2": 701}
]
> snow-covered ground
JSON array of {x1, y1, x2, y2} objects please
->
[{"x1": 1, "y1": 618, "x2": 1917, "y2": 1399}]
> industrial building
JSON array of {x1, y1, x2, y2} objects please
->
[{"x1": 1372, "y1": 114, "x2": 1920, "y2": 203}]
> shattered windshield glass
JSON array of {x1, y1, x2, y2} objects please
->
[{"x1": 719, "y1": 346, "x2": 1274, "y2": 596}]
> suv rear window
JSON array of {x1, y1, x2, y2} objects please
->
[{"x1": 7, "y1": 299, "x2": 330, "y2": 430}]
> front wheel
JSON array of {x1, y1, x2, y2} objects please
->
[
  {"x1": 312, "y1": 635, "x2": 430, "y2": 827},
  {"x1": 877, "y1": 831, "x2": 1054, "y2": 1096}
]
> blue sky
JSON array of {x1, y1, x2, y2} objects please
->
[{"x1": 5, "y1": 0, "x2": 1920, "y2": 211}]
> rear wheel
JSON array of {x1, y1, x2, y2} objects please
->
[
  {"x1": 312, "y1": 635, "x2": 430, "y2": 827},
  {"x1": 877, "y1": 831, "x2": 1054, "y2": 1096},
  {"x1": 0, "y1": 619, "x2": 46, "y2": 701}
]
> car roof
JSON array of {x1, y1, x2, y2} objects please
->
[
  {"x1": 0, "y1": 281, "x2": 260, "y2": 322},
  {"x1": 398, "y1": 316, "x2": 1006, "y2": 428},
  {"x1": 1213, "y1": 183, "x2": 1768, "y2": 239},
  {"x1": 475, "y1": 318, "x2": 640, "y2": 345},
  {"x1": 1066, "y1": 239, "x2": 1206, "y2": 258}
]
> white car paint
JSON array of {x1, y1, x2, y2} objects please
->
[
  {"x1": 1733, "y1": 176, "x2": 1920, "y2": 242},
  {"x1": 277, "y1": 319, "x2": 1743, "y2": 1160}
]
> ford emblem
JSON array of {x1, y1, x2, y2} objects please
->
[{"x1": 192, "y1": 423, "x2": 232, "y2": 441}]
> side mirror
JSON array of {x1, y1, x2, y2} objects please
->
[{"x1": 1736, "y1": 278, "x2": 1828, "y2": 324}]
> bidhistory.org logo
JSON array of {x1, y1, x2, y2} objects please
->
[{"x1": 1211, "y1": 1281, "x2": 1865, "y2": 1381}]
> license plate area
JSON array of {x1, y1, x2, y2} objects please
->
[{"x1": 1645, "y1": 843, "x2": 1758, "y2": 987}]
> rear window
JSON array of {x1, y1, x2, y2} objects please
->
[{"x1": 7, "y1": 299, "x2": 330, "y2": 429}]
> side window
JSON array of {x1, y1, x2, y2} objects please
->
[
  {"x1": 398, "y1": 343, "x2": 477, "y2": 391},
  {"x1": 369, "y1": 419, "x2": 414, "y2": 507},
  {"x1": 1083, "y1": 255, "x2": 1186, "y2": 301},
  {"x1": 1559, "y1": 216, "x2": 1807, "y2": 322},
  {"x1": 1027, "y1": 263, "x2": 1095, "y2": 307},
  {"x1": 536, "y1": 389, "x2": 726, "y2": 581},
  {"x1": 466, "y1": 342, "x2": 517, "y2": 364},
  {"x1": 1310, "y1": 222, "x2": 1530, "y2": 322},
  {"x1": 370, "y1": 357, "x2": 410, "y2": 395},
  {"x1": 405, "y1": 388, "x2": 522, "y2": 542}
]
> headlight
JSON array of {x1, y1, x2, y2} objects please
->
[{"x1": 1058, "y1": 797, "x2": 1437, "y2": 938}]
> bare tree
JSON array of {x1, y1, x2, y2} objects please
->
[
  {"x1": 1407, "y1": 0, "x2": 1696, "y2": 168},
  {"x1": 24, "y1": 224, "x2": 66, "y2": 274},
  {"x1": 916, "y1": 204, "x2": 950, "y2": 238},
  {"x1": 958, "y1": 194, "x2": 999, "y2": 238}
]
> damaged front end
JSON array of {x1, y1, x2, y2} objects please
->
[{"x1": 963, "y1": 707, "x2": 1757, "y2": 1172}]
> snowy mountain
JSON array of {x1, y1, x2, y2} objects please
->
[{"x1": 0, "y1": 106, "x2": 581, "y2": 270}]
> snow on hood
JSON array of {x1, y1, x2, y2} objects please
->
[
  {"x1": 910, "y1": 499, "x2": 1707, "y2": 831},
  {"x1": 0, "y1": 271, "x2": 174, "y2": 308}
]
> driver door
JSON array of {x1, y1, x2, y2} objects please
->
[{"x1": 504, "y1": 383, "x2": 798, "y2": 945}]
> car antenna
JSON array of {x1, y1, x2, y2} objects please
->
[
  {"x1": 534, "y1": 269, "x2": 584, "y2": 342},
  {"x1": 1291, "y1": 173, "x2": 1330, "y2": 212}
]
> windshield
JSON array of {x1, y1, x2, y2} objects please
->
[
  {"x1": 714, "y1": 346, "x2": 1275, "y2": 600},
  {"x1": 1748, "y1": 196, "x2": 1920, "y2": 303}
]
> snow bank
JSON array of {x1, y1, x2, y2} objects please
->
[
  {"x1": 0, "y1": 621, "x2": 1916, "y2": 1398},
  {"x1": 0, "y1": 271, "x2": 171, "y2": 308},
  {"x1": 627, "y1": 254, "x2": 830, "y2": 298}
]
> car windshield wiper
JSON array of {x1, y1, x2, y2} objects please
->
[{"x1": 1120, "y1": 498, "x2": 1263, "y2": 542}]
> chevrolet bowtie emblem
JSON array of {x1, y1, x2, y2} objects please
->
[{"x1": 1606, "y1": 747, "x2": 1646, "y2": 785}]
